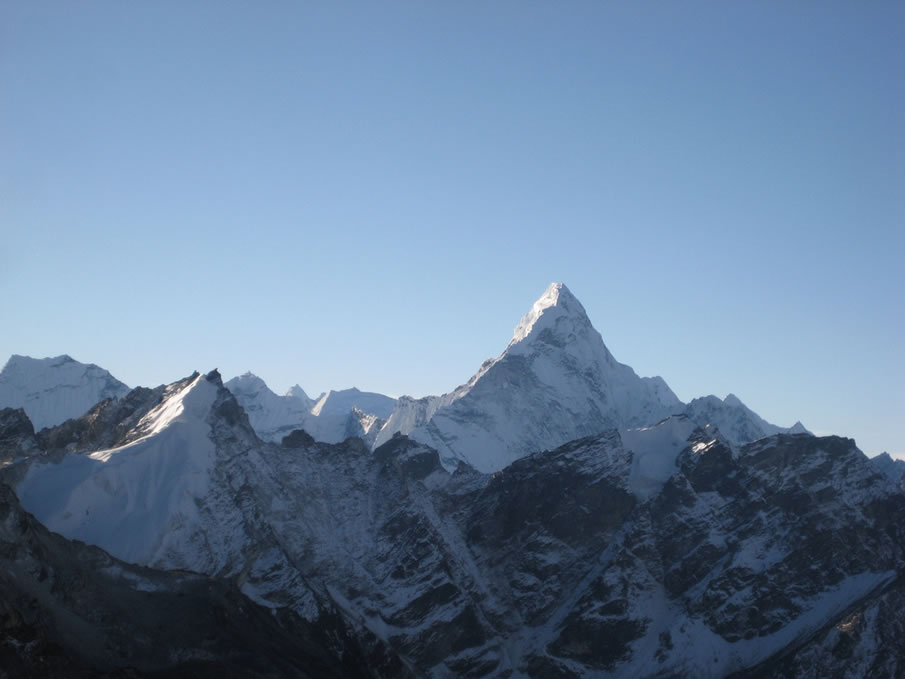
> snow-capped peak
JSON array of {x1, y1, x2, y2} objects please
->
[
  {"x1": 723, "y1": 393, "x2": 744, "y2": 407},
  {"x1": 509, "y1": 282, "x2": 589, "y2": 346},
  {"x1": 224, "y1": 372, "x2": 313, "y2": 442},
  {"x1": 386, "y1": 283, "x2": 683, "y2": 472},
  {"x1": 228, "y1": 372, "x2": 270, "y2": 395},
  {"x1": 286, "y1": 384, "x2": 311, "y2": 401},
  {"x1": 0, "y1": 354, "x2": 130, "y2": 431},
  {"x1": 788, "y1": 421, "x2": 809, "y2": 434},
  {"x1": 227, "y1": 373, "x2": 312, "y2": 409},
  {"x1": 14, "y1": 354, "x2": 75, "y2": 368},
  {"x1": 682, "y1": 393, "x2": 810, "y2": 448},
  {"x1": 310, "y1": 387, "x2": 395, "y2": 420},
  {"x1": 225, "y1": 373, "x2": 395, "y2": 445},
  {"x1": 311, "y1": 388, "x2": 359, "y2": 417},
  {"x1": 115, "y1": 372, "x2": 216, "y2": 448}
]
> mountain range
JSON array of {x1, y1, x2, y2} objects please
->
[
  {"x1": 0, "y1": 282, "x2": 901, "y2": 677},
  {"x1": 0, "y1": 285, "x2": 808, "y2": 468},
  {"x1": 220, "y1": 283, "x2": 809, "y2": 472}
]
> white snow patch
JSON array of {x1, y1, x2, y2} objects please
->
[
  {"x1": 101, "y1": 565, "x2": 161, "y2": 592},
  {"x1": 621, "y1": 417, "x2": 698, "y2": 500}
]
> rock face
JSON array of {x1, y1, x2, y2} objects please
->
[
  {"x1": 742, "y1": 573, "x2": 905, "y2": 678},
  {"x1": 0, "y1": 408, "x2": 41, "y2": 465},
  {"x1": 0, "y1": 482, "x2": 399, "y2": 678},
  {"x1": 0, "y1": 354, "x2": 130, "y2": 431},
  {"x1": 869, "y1": 451, "x2": 905, "y2": 489},
  {"x1": 6, "y1": 371, "x2": 904, "y2": 677}
]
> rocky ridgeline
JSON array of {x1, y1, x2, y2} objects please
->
[{"x1": 1, "y1": 368, "x2": 903, "y2": 677}]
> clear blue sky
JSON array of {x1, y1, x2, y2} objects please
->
[{"x1": 2, "y1": 2, "x2": 903, "y2": 456}]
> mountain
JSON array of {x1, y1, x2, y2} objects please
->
[
  {"x1": 311, "y1": 387, "x2": 396, "y2": 420},
  {"x1": 376, "y1": 283, "x2": 683, "y2": 472},
  {"x1": 5, "y1": 371, "x2": 904, "y2": 677},
  {"x1": 306, "y1": 388, "x2": 396, "y2": 444},
  {"x1": 683, "y1": 393, "x2": 809, "y2": 447},
  {"x1": 348, "y1": 407, "x2": 389, "y2": 448},
  {"x1": 226, "y1": 373, "x2": 396, "y2": 445},
  {"x1": 375, "y1": 284, "x2": 810, "y2": 471},
  {"x1": 225, "y1": 372, "x2": 314, "y2": 442},
  {"x1": 10, "y1": 283, "x2": 888, "y2": 675},
  {"x1": 0, "y1": 354, "x2": 130, "y2": 431},
  {"x1": 869, "y1": 452, "x2": 905, "y2": 489}
]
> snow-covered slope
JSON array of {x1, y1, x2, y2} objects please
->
[
  {"x1": 311, "y1": 387, "x2": 395, "y2": 420},
  {"x1": 373, "y1": 393, "x2": 453, "y2": 449},
  {"x1": 226, "y1": 373, "x2": 396, "y2": 445},
  {"x1": 348, "y1": 407, "x2": 388, "y2": 448},
  {"x1": 305, "y1": 388, "x2": 395, "y2": 444},
  {"x1": 16, "y1": 372, "x2": 221, "y2": 568},
  {"x1": 683, "y1": 393, "x2": 809, "y2": 447},
  {"x1": 378, "y1": 283, "x2": 683, "y2": 472},
  {"x1": 621, "y1": 416, "x2": 701, "y2": 500},
  {"x1": 0, "y1": 355, "x2": 130, "y2": 431},
  {"x1": 224, "y1": 373, "x2": 314, "y2": 442}
]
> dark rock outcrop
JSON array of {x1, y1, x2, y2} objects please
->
[{"x1": 0, "y1": 482, "x2": 397, "y2": 678}]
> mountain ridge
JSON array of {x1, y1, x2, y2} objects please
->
[
  {"x1": 4, "y1": 369, "x2": 903, "y2": 676},
  {"x1": 0, "y1": 284, "x2": 810, "y2": 460}
]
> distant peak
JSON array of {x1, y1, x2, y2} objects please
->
[
  {"x1": 510, "y1": 282, "x2": 590, "y2": 345},
  {"x1": 230, "y1": 372, "x2": 266, "y2": 385},
  {"x1": 224, "y1": 372, "x2": 272, "y2": 397},
  {"x1": 723, "y1": 393, "x2": 744, "y2": 407},
  {"x1": 788, "y1": 421, "x2": 810, "y2": 434},
  {"x1": 286, "y1": 384, "x2": 311, "y2": 401},
  {"x1": 1, "y1": 354, "x2": 122, "y2": 381}
]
